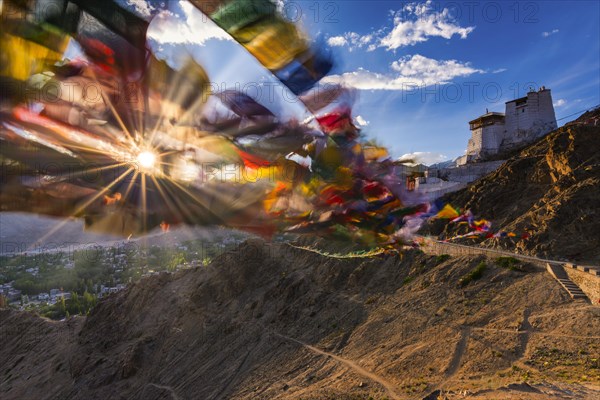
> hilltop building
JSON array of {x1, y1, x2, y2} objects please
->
[
  {"x1": 457, "y1": 87, "x2": 557, "y2": 165},
  {"x1": 416, "y1": 87, "x2": 557, "y2": 199}
]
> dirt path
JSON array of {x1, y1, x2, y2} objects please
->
[
  {"x1": 274, "y1": 333, "x2": 403, "y2": 400},
  {"x1": 445, "y1": 326, "x2": 471, "y2": 378},
  {"x1": 516, "y1": 308, "x2": 532, "y2": 359},
  {"x1": 469, "y1": 326, "x2": 600, "y2": 340},
  {"x1": 213, "y1": 339, "x2": 261, "y2": 400},
  {"x1": 147, "y1": 383, "x2": 181, "y2": 400},
  {"x1": 424, "y1": 327, "x2": 471, "y2": 398}
]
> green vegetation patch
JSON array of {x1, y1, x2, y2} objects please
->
[
  {"x1": 459, "y1": 261, "x2": 487, "y2": 287},
  {"x1": 527, "y1": 346, "x2": 600, "y2": 383},
  {"x1": 40, "y1": 291, "x2": 97, "y2": 319},
  {"x1": 435, "y1": 254, "x2": 451, "y2": 264},
  {"x1": 496, "y1": 256, "x2": 524, "y2": 271}
]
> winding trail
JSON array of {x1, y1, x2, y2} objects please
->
[
  {"x1": 425, "y1": 327, "x2": 472, "y2": 398},
  {"x1": 147, "y1": 383, "x2": 181, "y2": 400},
  {"x1": 274, "y1": 332, "x2": 403, "y2": 400},
  {"x1": 445, "y1": 327, "x2": 471, "y2": 378},
  {"x1": 213, "y1": 339, "x2": 260, "y2": 400},
  {"x1": 516, "y1": 308, "x2": 533, "y2": 359},
  {"x1": 470, "y1": 326, "x2": 600, "y2": 340}
]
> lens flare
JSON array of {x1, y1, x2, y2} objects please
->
[
  {"x1": 137, "y1": 151, "x2": 156, "y2": 169},
  {"x1": 135, "y1": 150, "x2": 161, "y2": 176}
]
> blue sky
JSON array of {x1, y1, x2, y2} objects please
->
[
  {"x1": 302, "y1": 0, "x2": 600, "y2": 162},
  {"x1": 124, "y1": 0, "x2": 600, "y2": 164}
]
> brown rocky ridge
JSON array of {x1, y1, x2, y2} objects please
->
[{"x1": 1, "y1": 240, "x2": 599, "y2": 399}]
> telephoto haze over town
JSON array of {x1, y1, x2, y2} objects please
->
[{"x1": 1, "y1": 1, "x2": 599, "y2": 399}]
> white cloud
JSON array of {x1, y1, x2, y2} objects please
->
[
  {"x1": 327, "y1": 1, "x2": 474, "y2": 52},
  {"x1": 327, "y1": 32, "x2": 374, "y2": 51},
  {"x1": 274, "y1": 0, "x2": 286, "y2": 13},
  {"x1": 126, "y1": 0, "x2": 155, "y2": 18},
  {"x1": 380, "y1": 1, "x2": 475, "y2": 50},
  {"x1": 323, "y1": 54, "x2": 483, "y2": 90},
  {"x1": 327, "y1": 36, "x2": 348, "y2": 47},
  {"x1": 355, "y1": 115, "x2": 370, "y2": 127},
  {"x1": 554, "y1": 99, "x2": 566, "y2": 107},
  {"x1": 397, "y1": 152, "x2": 448, "y2": 166},
  {"x1": 360, "y1": 34, "x2": 374, "y2": 45},
  {"x1": 542, "y1": 29, "x2": 559, "y2": 37},
  {"x1": 148, "y1": 1, "x2": 232, "y2": 46},
  {"x1": 492, "y1": 68, "x2": 507, "y2": 74}
]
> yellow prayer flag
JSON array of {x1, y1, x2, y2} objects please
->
[{"x1": 435, "y1": 204, "x2": 460, "y2": 219}]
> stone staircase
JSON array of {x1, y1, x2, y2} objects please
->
[{"x1": 546, "y1": 263, "x2": 588, "y2": 300}]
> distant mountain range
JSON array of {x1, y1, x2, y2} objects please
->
[
  {"x1": 0, "y1": 213, "x2": 244, "y2": 254},
  {"x1": 428, "y1": 159, "x2": 457, "y2": 169},
  {"x1": 0, "y1": 213, "x2": 120, "y2": 254}
]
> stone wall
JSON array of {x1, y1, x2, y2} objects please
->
[
  {"x1": 414, "y1": 179, "x2": 467, "y2": 201},
  {"x1": 438, "y1": 160, "x2": 505, "y2": 183},
  {"x1": 481, "y1": 123, "x2": 506, "y2": 155},
  {"x1": 422, "y1": 240, "x2": 546, "y2": 270},
  {"x1": 503, "y1": 89, "x2": 557, "y2": 150},
  {"x1": 466, "y1": 121, "x2": 506, "y2": 159},
  {"x1": 564, "y1": 268, "x2": 600, "y2": 305}
]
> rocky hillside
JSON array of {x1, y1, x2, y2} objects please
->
[
  {"x1": 426, "y1": 109, "x2": 600, "y2": 263},
  {"x1": 1, "y1": 240, "x2": 599, "y2": 399}
]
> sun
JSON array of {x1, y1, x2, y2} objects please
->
[
  {"x1": 134, "y1": 149, "x2": 162, "y2": 176},
  {"x1": 137, "y1": 151, "x2": 157, "y2": 169}
]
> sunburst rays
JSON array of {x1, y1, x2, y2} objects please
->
[
  {"x1": 4, "y1": 25, "x2": 284, "y2": 246},
  {"x1": 27, "y1": 166, "x2": 135, "y2": 250}
]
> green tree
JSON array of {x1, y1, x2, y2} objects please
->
[
  {"x1": 168, "y1": 252, "x2": 186, "y2": 272},
  {"x1": 82, "y1": 291, "x2": 97, "y2": 314},
  {"x1": 52, "y1": 295, "x2": 67, "y2": 319},
  {"x1": 67, "y1": 292, "x2": 81, "y2": 315}
]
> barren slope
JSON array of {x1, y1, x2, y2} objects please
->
[
  {"x1": 425, "y1": 110, "x2": 600, "y2": 263},
  {"x1": 1, "y1": 240, "x2": 599, "y2": 399}
]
